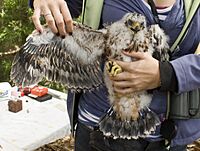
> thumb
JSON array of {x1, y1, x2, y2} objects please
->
[
  {"x1": 114, "y1": 60, "x2": 132, "y2": 72},
  {"x1": 123, "y1": 51, "x2": 146, "y2": 59}
]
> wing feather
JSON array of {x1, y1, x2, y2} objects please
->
[{"x1": 10, "y1": 22, "x2": 106, "y2": 91}]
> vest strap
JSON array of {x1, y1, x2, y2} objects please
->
[
  {"x1": 170, "y1": 0, "x2": 200, "y2": 52},
  {"x1": 81, "y1": 0, "x2": 104, "y2": 29}
]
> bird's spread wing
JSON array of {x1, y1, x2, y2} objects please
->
[{"x1": 10, "y1": 23, "x2": 106, "y2": 91}]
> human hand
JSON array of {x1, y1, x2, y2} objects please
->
[
  {"x1": 110, "y1": 51, "x2": 161, "y2": 95},
  {"x1": 32, "y1": 0, "x2": 73, "y2": 36}
]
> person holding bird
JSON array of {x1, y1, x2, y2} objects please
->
[{"x1": 27, "y1": 0, "x2": 200, "y2": 151}]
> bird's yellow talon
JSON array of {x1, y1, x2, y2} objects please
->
[{"x1": 106, "y1": 61, "x2": 122, "y2": 77}]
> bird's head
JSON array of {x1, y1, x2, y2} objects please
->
[
  {"x1": 124, "y1": 13, "x2": 146, "y2": 33},
  {"x1": 104, "y1": 12, "x2": 148, "y2": 60}
]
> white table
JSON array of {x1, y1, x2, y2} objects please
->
[{"x1": 0, "y1": 89, "x2": 70, "y2": 151}]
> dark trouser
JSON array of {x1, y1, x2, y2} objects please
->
[{"x1": 75, "y1": 122, "x2": 187, "y2": 151}]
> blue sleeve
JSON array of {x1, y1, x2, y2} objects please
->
[
  {"x1": 28, "y1": 0, "x2": 82, "y2": 18},
  {"x1": 171, "y1": 54, "x2": 200, "y2": 93}
]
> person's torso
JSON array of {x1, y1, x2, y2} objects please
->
[{"x1": 78, "y1": 0, "x2": 190, "y2": 126}]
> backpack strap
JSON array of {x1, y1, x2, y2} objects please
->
[
  {"x1": 195, "y1": 43, "x2": 200, "y2": 55},
  {"x1": 184, "y1": 0, "x2": 192, "y2": 18},
  {"x1": 81, "y1": 0, "x2": 104, "y2": 29},
  {"x1": 170, "y1": 0, "x2": 200, "y2": 52}
]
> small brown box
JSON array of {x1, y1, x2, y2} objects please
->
[{"x1": 8, "y1": 99, "x2": 23, "y2": 113}]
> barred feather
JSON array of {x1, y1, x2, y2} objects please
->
[{"x1": 10, "y1": 22, "x2": 105, "y2": 90}]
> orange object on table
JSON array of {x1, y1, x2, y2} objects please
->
[{"x1": 31, "y1": 86, "x2": 48, "y2": 97}]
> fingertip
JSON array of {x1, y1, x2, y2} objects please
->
[
  {"x1": 60, "y1": 2, "x2": 73, "y2": 33},
  {"x1": 32, "y1": 15, "x2": 44, "y2": 33},
  {"x1": 56, "y1": 32, "x2": 60, "y2": 36},
  {"x1": 51, "y1": 28, "x2": 59, "y2": 34},
  {"x1": 66, "y1": 21, "x2": 73, "y2": 33},
  {"x1": 34, "y1": 24, "x2": 43, "y2": 33},
  {"x1": 68, "y1": 32, "x2": 72, "y2": 35},
  {"x1": 61, "y1": 35, "x2": 65, "y2": 39},
  {"x1": 37, "y1": 26, "x2": 43, "y2": 33}
]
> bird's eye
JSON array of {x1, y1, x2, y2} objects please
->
[
  {"x1": 125, "y1": 19, "x2": 142, "y2": 33},
  {"x1": 141, "y1": 22, "x2": 145, "y2": 28},
  {"x1": 125, "y1": 19, "x2": 133, "y2": 28}
]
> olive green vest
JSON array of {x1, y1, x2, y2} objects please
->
[{"x1": 81, "y1": 0, "x2": 104, "y2": 29}]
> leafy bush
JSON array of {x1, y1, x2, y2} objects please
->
[
  {"x1": 0, "y1": 0, "x2": 66, "y2": 92},
  {"x1": 0, "y1": 0, "x2": 34, "y2": 82}
]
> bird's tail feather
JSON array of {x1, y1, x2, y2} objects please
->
[{"x1": 99, "y1": 107, "x2": 160, "y2": 139}]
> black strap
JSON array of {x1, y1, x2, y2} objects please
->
[
  {"x1": 148, "y1": 0, "x2": 161, "y2": 27},
  {"x1": 81, "y1": 0, "x2": 87, "y2": 24},
  {"x1": 148, "y1": 1, "x2": 177, "y2": 147}
]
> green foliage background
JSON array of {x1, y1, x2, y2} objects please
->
[
  {"x1": 0, "y1": 0, "x2": 66, "y2": 92},
  {"x1": 0, "y1": 0, "x2": 34, "y2": 82}
]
